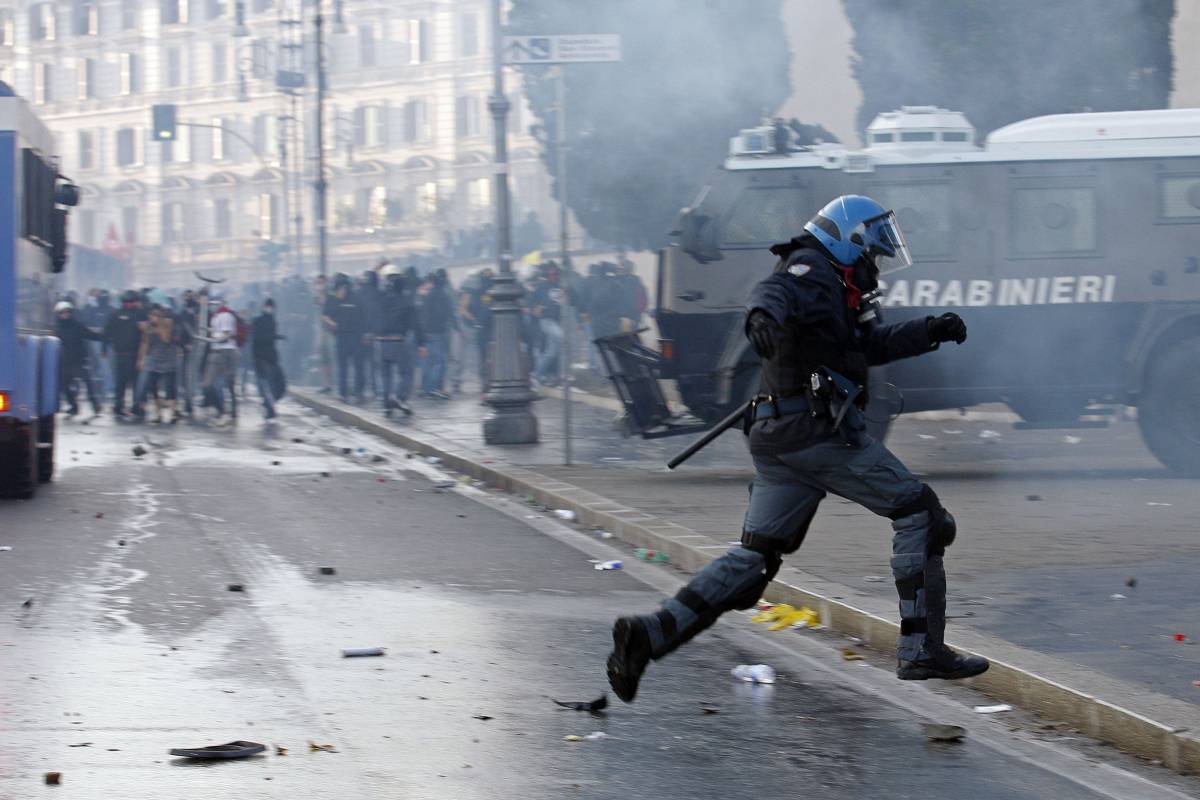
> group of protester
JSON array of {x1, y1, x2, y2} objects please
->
[
  {"x1": 52, "y1": 252, "x2": 649, "y2": 426},
  {"x1": 53, "y1": 287, "x2": 284, "y2": 426}
]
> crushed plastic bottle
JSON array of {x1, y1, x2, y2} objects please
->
[
  {"x1": 730, "y1": 664, "x2": 776, "y2": 684},
  {"x1": 634, "y1": 548, "x2": 670, "y2": 563}
]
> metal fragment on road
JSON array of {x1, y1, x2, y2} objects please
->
[{"x1": 341, "y1": 647, "x2": 386, "y2": 658}]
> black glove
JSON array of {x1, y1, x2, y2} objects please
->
[
  {"x1": 927, "y1": 312, "x2": 967, "y2": 345},
  {"x1": 746, "y1": 310, "x2": 780, "y2": 360}
]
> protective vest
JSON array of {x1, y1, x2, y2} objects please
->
[{"x1": 757, "y1": 247, "x2": 870, "y2": 399}]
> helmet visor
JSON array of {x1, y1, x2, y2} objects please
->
[{"x1": 866, "y1": 210, "x2": 913, "y2": 274}]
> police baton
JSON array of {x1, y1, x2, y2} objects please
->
[{"x1": 667, "y1": 400, "x2": 751, "y2": 470}]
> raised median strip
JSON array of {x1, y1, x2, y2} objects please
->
[{"x1": 292, "y1": 388, "x2": 1199, "y2": 775}]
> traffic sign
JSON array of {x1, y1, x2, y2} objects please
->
[{"x1": 503, "y1": 34, "x2": 621, "y2": 65}]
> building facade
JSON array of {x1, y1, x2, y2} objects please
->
[{"x1": 0, "y1": 0, "x2": 555, "y2": 287}]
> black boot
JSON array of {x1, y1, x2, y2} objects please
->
[
  {"x1": 607, "y1": 617, "x2": 652, "y2": 703},
  {"x1": 897, "y1": 643, "x2": 989, "y2": 681}
]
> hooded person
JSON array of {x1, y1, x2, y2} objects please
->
[
  {"x1": 103, "y1": 290, "x2": 146, "y2": 418},
  {"x1": 376, "y1": 265, "x2": 426, "y2": 416}
]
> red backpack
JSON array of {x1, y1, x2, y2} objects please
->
[{"x1": 234, "y1": 314, "x2": 250, "y2": 348}]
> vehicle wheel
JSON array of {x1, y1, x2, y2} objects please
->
[
  {"x1": 0, "y1": 422, "x2": 37, "y2": 499},
  {"x1": 37, "y1": 414, "x2": 55, "y2": 483},
  {"x1": 1138, "y1": 338, "x2": 1200, "y2": 475}
]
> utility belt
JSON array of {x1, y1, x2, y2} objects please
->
[{"x1": 745, "y1": 367, "x2": 864, "y2": 434}]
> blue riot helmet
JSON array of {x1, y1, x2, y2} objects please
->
[{"x1": 803, "y1": 194, "x2": 913, "y2": 275}]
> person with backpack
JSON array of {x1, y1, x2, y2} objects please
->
[{"x1": 202, "y1": 291, "x2": 241, "y2": 426}]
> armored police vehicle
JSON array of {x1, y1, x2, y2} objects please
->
[
  {"x1": 0, "y1": 88, "x2": 78, "y2": 498},
  {"x1": 619, "y1": 105, "x2": 1200, "y2": 472}
]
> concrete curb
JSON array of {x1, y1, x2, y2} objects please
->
[{"x1": 292, "y1": 389, "x2": 1200, "y2": 775}]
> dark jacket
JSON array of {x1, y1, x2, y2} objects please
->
[
  {"x1": 103, "y1": 306, "x2": 143, "y2": 355},
  {"x1": 377, "y1": 289, "x2": 425, "y2": 345},
  {"x1": 251, "y1": 312, "x2": 281, "y2": 364},
  {"x1": 419, "y1": 285, "x2": 455, "y2": 335},
  {"x1": 56, "y1": 315, "x2": 102, "y2": 367},
  {"x1": 323, "y1": 292, "x2": 365, "y2": 342},
  {"x1": 746, "y1": 243, "x2": 935, "y2": 453}
]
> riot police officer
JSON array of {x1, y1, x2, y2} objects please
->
[{"x1": 607, "y1": 195, "x2": 988, "y2": 703}]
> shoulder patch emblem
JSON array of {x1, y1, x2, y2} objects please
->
[{"x1": 787, "y1": 263, "x2": 812, "y2": 277}]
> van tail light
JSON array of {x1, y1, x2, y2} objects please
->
[
  {"x1": 659, "y1": 340, "x2": 675, "y2": 361},
  {"x1": 0, "y1": 391, "x2": 10, "y2": 412}
]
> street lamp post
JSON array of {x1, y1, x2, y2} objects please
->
[
  {"x1": 314, "y1": 6, "x2": 329, "y2": 278},
  {"x1": 482, "y1": 0, "x2": 537, "y2": 444}
]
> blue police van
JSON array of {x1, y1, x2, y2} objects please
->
[
  {"x1": 0, "y1": 87, "x2": 79, "y2": 498},
  {"x1": 602, "y1": 106, "x2": 1200, "y2": 473}
]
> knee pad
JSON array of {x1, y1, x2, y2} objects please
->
[
  {"x1": 730, "y1": 538, "x2": 784, "y2": 610},
  {"x1": 890, "y1": 484, "x2": 956, "y2": 553}
]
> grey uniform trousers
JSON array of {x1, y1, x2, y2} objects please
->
[{"x1": 639, "y1": 432, "x2": 946, "y2": 663}]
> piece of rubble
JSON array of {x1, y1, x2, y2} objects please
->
[
  {"x1": 341, "y1": 647, "x2": 386, "y2": 658},
  {"x1": 553, "y1": 695, "x2": 607, "y2": 714},
  {"x1": 973, "y1": 704, "x2": 1012, "y2": 714},
  {"x1": 44, "y1": 772, "x2": 61, "y2": 785},
  {"x1": 921, "y1": 723, "x2": 965, "y2": 742},
  {"x1": 169, "y1": 741, "x2": 265, "y2": 759},
  {"x1": 554, "y1": 509, "x2": 577, "y2": 522},
  {"x1": 132, "y1": 445, "x2": 148, "y2": 457},
  {"x1": 308, "y1": 741, "x2": 337, "y2": 753},
  {"x1": 227, "y1": 584, "x2": 245, "y2": 593},
  {"x1": 319, "y1": 566, "x2": 336, "y2": 575}
]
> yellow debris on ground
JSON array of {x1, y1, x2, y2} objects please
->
[{"x1": 750, "y1": 603, "x2": 821, "y2": 631}]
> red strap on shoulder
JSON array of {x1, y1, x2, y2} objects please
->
[{"x1": 840, "y1": 267, "x2": 862, "y2": 311}]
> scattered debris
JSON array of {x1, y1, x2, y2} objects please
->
[
  {"x1": 473, "y1": 715, "x2": 493, "y2": 721},
  {"x1": 1026, "y1": 494, "x2": 1042, "y2": 501},
  {"x1": 863, "y1": 576, "x2": 887, "y2": 583},
  {"x1": 1062, "y1": 435, "x2": 1082, "y2": 444},
  {"x1": 94, "y1": 512, "x2": 104, "y2": 519},
  {"x1": 1111, "y1": 593, "x2": 1126, "y2": 600},
  {"x1": 0, "y1": 546, "x2": 11, "y2": 552},
  {"x1": 371, "y1": 455, "x2": 387, "y2": 463},
  {"x1": 342, "y1": 647, "x2": 386, "y2": 658},
  {"x1": 583, "y1": 732, "x2": 610, "y2": 741},
  {"x1": 227, "y1": 584, "x2": 244, "y2": 593},
  {"x1": 426, "y1": 456, "x2": 442, "y2": 465},
  {"x1": 592, "y1": 529, "x2": 614, "y2": 539},
  {"x1": 1193, "y1": 680, "x2": 1200, "y2": 688},
  {"x1": 942, "y1": 429, "x2": 963, "y2": 435},
  {"x1": 751, "y1": 603, "x2": 820, "y2": 631},
  {"x1": 1125, "y1": 577, "x2": 1138, "y2": 589},
  {"x1": 917, "y1": 434, "x2": 937, "y2": 440},
  {"x1": 308, "y1": 741, "x2": 337, "y2": 753},
  {"x1": 841, "y1": 649, "x2": 864, "y2": 662},
  {"x1": 271, "y1": 460, "x2": 282, "y2": 466},
  {"x1": 292, "y1": 438, "x2": 305, "y2": 444},
  {"x1": 132, "y1": 445, "x2": 148, "y2": 457},
  {"x1": 1146, "y1": 501, "x2": 1172, "y2": 507},
  {"x1": 553, "y1": 509, "x2": 577, "y2": 522},
  {"x1": 21, "y1": 598, "x2": 33, "y2": 608},
  {"x1": 979, "y1": 429, "x2": 1002, "y2": 439},
  {"x1": 319, "y1": 471, "x2": 331, "y2": 478},
  {"x1": 274, "y1": 745, "x2": 288, "y2": 756},
  {"x1": 456, "y1": 513, "x2": 467, "y2": 519},
  {"x1": 922, "y1": 723, "x2": 966, "y2": 742},
  {"x1": 731, "y1": 664, "x2": 776, "y2": 684},
  {"x1": 319, "y1": 566, "x2": 337, "y2": 575},
  {"x1": 973, "y1": 704, "x2": 1013, "y2": 714},
  {"x1": 434, "y1": 480, "x2": 457, "y2": 489},
  {"x1": 593, "y1": 560, "x2": 623, "y2": 571},
  {"x1": 67, "y1": 743, "x2": 92, "y2": 748},
  {"x1": 564, "y1": 735, "x2": 583, "y2": 742},
  {"x1": 341, "y1": 447, "x2": 352, "y2": 455},
  {"x1": 700, "y1": 705, "x2": 721, "y2": 715},
  {"x1": 1174, "y1": 634, "x2": 1187, "y2": 642},
  {"x1": 44, "y1": 772, "x2": 61, "y2": 785},
  {"x1": 553, "y1": 695, "x2": 608, "y2": 714},
  {"x1": 117, "y1": 539, "x2": 126, "y2": 546},
  {"x1": 634, "y1": 548, "x2": 669, "y2": 563},
  {"x1": 169, "y1": 741, "x2": 266, "y2": 760}
]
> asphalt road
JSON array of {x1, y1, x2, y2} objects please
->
[{"x1": 0, "y1": 403, "x2": 1195, "y2": 799}]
